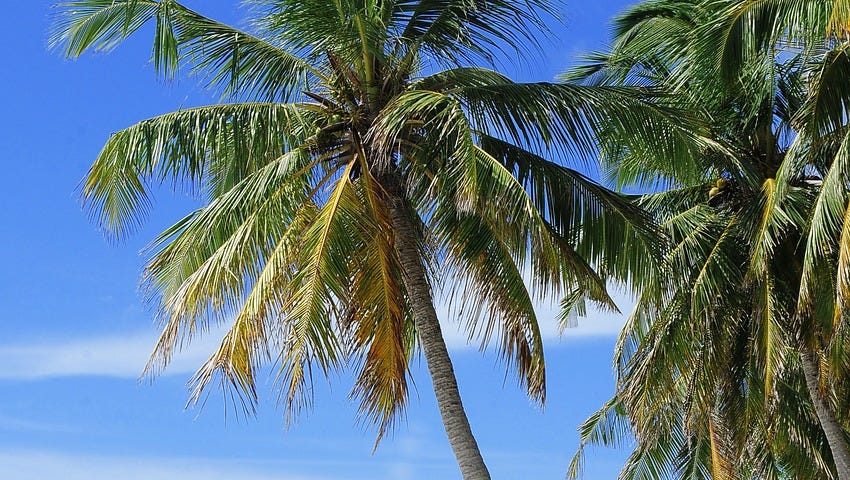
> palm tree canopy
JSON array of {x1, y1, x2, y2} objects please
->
[
  {"x1": 564, "y1": 0, "x2": 850, "y2": 478},
  {"x1": 51, "y1": 0, "x2": 697, "y2": 444}
]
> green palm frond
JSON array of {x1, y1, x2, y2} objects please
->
[
  {"x1": 431, "y1": 146, "x2": 555, "y2": 401},
  {"x1": 696, "y1": 0, "x2": 833, "y2": 82},
  {"x1": 800, "y1": 133, "x2": 850, "y2": 312},
  {"x1": 477, "y1": 135, "x2": 662, "y2": 289},
  {"x1": 751, "y1": 273, "x2": 789, "y2": 405},
  {"x1": 52, "y1": 0, "x2": 321, "y2": 98},
  {"x1": 82, "y1": 103, "x2": 312, "y2": 237},
  {"x1": 141, "y1": 149, "x2": 316, "y2": 368},
  {"x1": 567, "y1": 395, "x2": 630, "y2": 479},
  {"x1": 798, "y1": 44, "x2": 850, "y2": 136},
  {"x1": 276, "y1": 163, "x2": 364, "y2": 421},
  {"x1": 392, "y1": 0, "x2": 556, "y2": 65},
  {"x1": 462, "y1": 82, "x2": 707, "y2": 165},
  {"x1": 184, "y1": 203, "x2": 317, "y2": 412}
]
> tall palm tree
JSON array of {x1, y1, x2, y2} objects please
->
[
  {"x1": 563, "y1": 0, "x2": 850, "y2": 478},
  {"x1": 50, "y1": 1, "x2": 686, "y2": 477}
]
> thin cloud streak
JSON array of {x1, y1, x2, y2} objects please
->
[
  {"x1": 0, "y1": 287, "x2": 631, "y2": 380},
  {"x1": 0, "y1": 450, "x2": 340, "y2": 480},
  {"x1": 0, "y1": 329, "x2": 219, "y2": 380},
  {"x1": 0, "y1": 415, "x2": 78, "y2": 434}
]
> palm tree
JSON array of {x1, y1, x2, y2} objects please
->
[
  {"x1": 50, "y1": 1, "x2": 685, "y2": 477},
  {"x1": 563, "y1": 0, "x2": 850, "y2": 478},
  {"x1": 697, "y1": 3, "x2": 850, "y2": 474}
]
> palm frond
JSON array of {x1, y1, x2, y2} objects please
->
[
  {"x1": 81, "y1": 103, "x2": 311, "y2": 237},
  {"x1": 141, "y1": 149, "x2": 316, "y2": 373},
  {"x1": 800, "y1": 132, "x2": 850, "y2": 313},
  {"x1": 392, "y1": 0, "x2": 556, "y2": 66},
  {"x1": 52, "y1": 0, "x2": 320, "y2": 98},
  {"x1": 567, "y1": 395, "x2": 630, "y2": 479},
  {"x1": 346, "y1": 166, "x2": 413, "y2": 441},
  {"x1": 277, "y1": 163, "x2": 361, "y2": 421}
]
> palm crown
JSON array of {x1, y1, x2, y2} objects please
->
[{"x1": 50, "y1": 0, "x2": 693, "y2": 477}]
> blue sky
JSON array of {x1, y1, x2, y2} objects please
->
[{"x1": 0, "y1": 1, "x2": 637, "y2": 478}]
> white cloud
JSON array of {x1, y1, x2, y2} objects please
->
[
  {"x1": 0, "y1": 450, "x2": 336, "y2": 480},
  {"x1": 0, "y1": 285, "x2": 632, "y2": 380},
  {"x1": 0, "y1": 328, "x2": 219, "y2": 380},
  {"x1": 0, "y1": 414, "x2": 77, "y2": 434}
]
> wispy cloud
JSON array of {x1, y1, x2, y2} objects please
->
[
  {"x1": 0, "y1": 440, "x2": 464, "y2": 480},
  {"x1": 0, "y1": 450, "x2": 340, "y2": 480},
  {"x1": 0, "y1": 285, "x2": 631, "y2": 380},
  {"x1": 0, "y1": 414, "x2": 77, "y2": 434},
  {"x1": 0, "y1": 329, "x2": 218, "y2": 380}
]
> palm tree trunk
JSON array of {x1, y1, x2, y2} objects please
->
[
  {"x1": 801, "y1": 348, "x2": 850, "y2": 480},
  {"x1": 386, "y1": 190, "x2": 492, "y2": 480}
]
